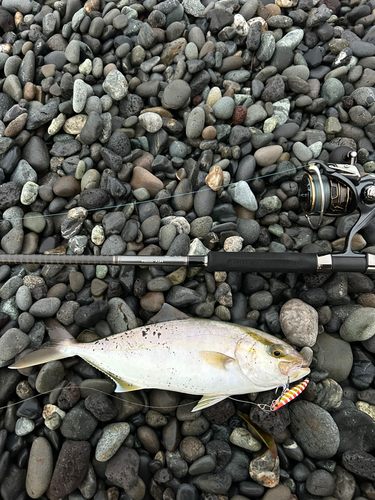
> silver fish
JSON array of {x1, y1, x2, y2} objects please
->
[{"x1": 10, "y1": 304, "x2": 310, "y2": 411}]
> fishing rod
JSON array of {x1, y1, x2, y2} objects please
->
[{"x1": 1, "y1": 147, "x2": 375, "y2": 274}]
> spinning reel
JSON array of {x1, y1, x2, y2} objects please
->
[{"x1": 299, "y1": 147, "x2": 375, "y2": 258}]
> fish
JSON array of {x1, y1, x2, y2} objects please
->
[{"x1": 9, "y1": 304, "x2": 311, "y2": 411}]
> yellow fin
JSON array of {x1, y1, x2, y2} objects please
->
[
  {"x1": 199, "y1": 351, "x2": 235, "y2": 369},
  {"x1": 192, "y1": 394, "x2": 228, "y2": 412},
  {"x1": 82, "y1": 358, "x2": 141, "y2": 392}
]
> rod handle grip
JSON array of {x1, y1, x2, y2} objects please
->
[{"x1": 206, "y1": 252, "x2": 318, "y2": 273}]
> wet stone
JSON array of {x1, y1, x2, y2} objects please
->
[
  {"x1": 84, "y1": 392, "x2": 117, "y2": 422},
  {"x1": 60, "y1": 402, "x2": 98, "y2": 440},
  {"x1": 192, "y1": 471, "x2": 232, "y2": 494},
  {"x1": 249, "y1": 450, "x2": 280, "y2": 488},
  {"x1": 95, "y1": 422, "x2": 130, "y2": 462},
  {"x1": 49, "y1": 440, "x2": 91, "y2": 499},
  {"x1": 26, "y1": 437, "x2": 53, "y2": 499},
  {"x1": 105, "y1": 446, "x2": 139, "y2": 490},
  {"x1": 289, "y1": 401, "x2": 340, "y2": 459}
]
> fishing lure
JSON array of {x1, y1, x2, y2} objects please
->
[{"x1": 269, "y1": 379, "x2": 309, "y2": 411}]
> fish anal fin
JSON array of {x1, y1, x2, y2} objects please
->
[
  {"x1": 110, "y1": 374, "x2": 142, "y2": 393},
  {"x1": 82, "y1": 357, "x2": 142, "y2": 393},
  {"x1": 45, "y1": 318, "x2": 76, "y2": 342},
  {"x1": 192, "y1": 394, "x2": 228, "y2": 412},
  {"x1": 146, "y1": 303, "x2": 190, "y2": 325},
  {"x1": 199, "y1": 351, "x2": 235, "y2": 369}
]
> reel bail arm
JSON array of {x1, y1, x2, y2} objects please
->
[{"x1": 299, "y1": 147, "x2": 375, "y2": 272}]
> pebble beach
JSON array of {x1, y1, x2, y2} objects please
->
[{"x1": 0, "y1": 0, "x2": 375, "y2": 498}]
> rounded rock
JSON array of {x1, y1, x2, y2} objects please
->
[
  {"x1": 26, "y1": 437, "x2": 54, "y2": 499},
  {"x1": 162, "y1": 80, "x2": 191, "y2": 110},
  {"x1": 280, "y1": 298, "x2": 318, "y2": 347},
  {"x1": 289, "y1": 401, "x2": 340, "y2": 459},
  {"x1": 340, "y1": 307, "x2": 375, "y2": 342}
]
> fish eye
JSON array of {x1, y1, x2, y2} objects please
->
[{"x1": 268, "y1": 345, "x2": 284, "y2": 358}]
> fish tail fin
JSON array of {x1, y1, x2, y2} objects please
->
[{"x1": 9, "y1": 319, "x2": 77, "y2": 369}]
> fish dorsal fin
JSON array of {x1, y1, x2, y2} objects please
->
[
  {"x1": 192, "y1": 394, "x2": 228, "y2": 412},
  {"x1": 81, "y1": 357, "x2": 142, "y2": 393},
  {"x1": 146, "y1": 303, "x2": 190, "y2": 325},
  {"x1": 44, "y1": 318, "x2": 75, "y2": 342},
  {"x1": 199, "y1": 351, "x2": 236, "y2": 370}
]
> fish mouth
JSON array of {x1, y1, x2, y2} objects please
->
[{"x1": 279, "y1": 356, "x2": 311, "y2": 379}]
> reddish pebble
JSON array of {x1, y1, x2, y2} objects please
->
[
  {"x1": 232, "y1": 106, "x2": 247, "y2": 125},
  {"x1": 192, "y1": 95, "x2": 203, "y2": 106}
]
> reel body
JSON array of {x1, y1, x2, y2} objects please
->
[{"x1": 299, "y1": 147, "x2": 375, "y2": 256}]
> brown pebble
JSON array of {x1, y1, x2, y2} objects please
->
[
  {"x1": 34, "y1": 85, "x2": 43, "y2": 102},
  {"x1": 24, "y1": 82, "x2": 35, "y2": 101},
  {"x1": 358, "y1": 293, "x2": 375, "y2": 308},
  {"x1": 53, "y1": 176, "x2": 81, "y2": 197},
  {"x1": 104, "y1": 63, "x2": 117, "y2": 77},
  {"x1": 162, "y1": 417, "x2": 181, "y2": 452},
  {"x1": 137, "y1": 426, "x2": 161, "y2": 454},
  {"x1": 179, "y1": 436, "x2": 205, "y2": 463},
  {"x1": 232, "y1": 106, "x2": 247, "y2": 125},
  {"x1": 69, "y1": 271, "x2": 85, "y2": 293},
  {"x1": 131, "y1": 166, "x2": 164, "y2": 197},
  {"x1": 57, "y1": 382, "x2": 81, "y2": 411},
  {"x1": 205, "y1": 166, "x2": 223, "y2": 191},
  {"x1": 140, "y1": 291, "x2": 164, "y2": 312},
  {"x1": 84, "y1": 0, "x2": 100, "y2": 12},
  {"x1": 192, "y1": 95, "x2": 203, "y2": 106},
  {"x1": 4, "y1": 113, "x2": 28, "y2": 137},
  {"x1": 176, "y1": 167, "x2": 187, "y2": 180},
  {"x1": 21, "y1": 41, "x2": 33, "y2": 55},
  {"x1": 223, "y1": 88, "x2": 234, "y2": 98},
  {"x1": 266, "y1": 4, "x2": 282, "y2": 15},
  {"x1": 41, "y1": 64, "x2": 56, "y2": 78},
  {"x1": 133, "y1": 151, "x2": 154, "y2": 171},
  {"x1": 201, "y1": 126, "x2": 216, "y2": 140},
  {"x1": 140, "y1": 107, "x2": 172, "y2": 118},
  {"x1": 234, "y1": 204, "x2": 256, "y2": 219},
  {"x1": 91, "y1": 278, "x2": 108, "y2": 297}
]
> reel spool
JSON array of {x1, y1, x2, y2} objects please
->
[{"x1": 299, "y1": 147, "x2": 375, "y2": 254}]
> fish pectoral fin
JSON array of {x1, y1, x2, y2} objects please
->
[
  {"x1": 199, "y1": 351, "x2": 235, "y2": 369},
  {"x1": 146, "y1": 303, "x2": 190, "y2": 325},
  {"x1": 82, "y1": 358, "x2": 142, "y2": 393},
  {"x1": 192, "y1": 394, "x2": 228, "y2": 412}
]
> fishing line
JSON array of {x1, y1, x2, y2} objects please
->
[
  {"x1": 0, "y1": 386, "x2": 202, "y2": 412},
  {"x1": 0, "y1": 387, "x2": 275, "y2": 413},
  {"x1": 0, "y1": 165, "x2": 307, "y2": 224},
  {"x1": 0, "y1": 379, "x2": 308, "y2": 414}
]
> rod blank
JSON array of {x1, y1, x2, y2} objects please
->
[{"x1": 0, "y1": 254, "x2": 198, "y2": 267}]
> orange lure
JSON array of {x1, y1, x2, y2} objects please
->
[{"x1": 270, "y1": 379, "x2": 309, "y2": 411}]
